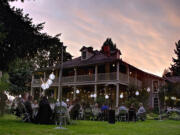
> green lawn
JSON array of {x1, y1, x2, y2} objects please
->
[{"x1": 0, "y1": 115, "x2": 180, "y2": 135}]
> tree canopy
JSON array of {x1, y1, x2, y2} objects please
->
[
  {"x1": 0, "y1": 0, "x2": 72, "y2": 71},
  {"x1": 170, "y1": 40, "x2": 180, "y2": 76}
]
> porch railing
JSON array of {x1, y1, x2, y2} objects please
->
[
  {"x1": 32, "y1": 72, "x2": 142, "y2": 87},
  {"x1": 77, "y1": 74, "x2": 95, "y2": 82},
  {"x1": 97, "y1": 72, "x2": 116, "y2": 81}
]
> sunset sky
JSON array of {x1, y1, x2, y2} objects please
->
[{"x1": 10, "y1": 0, "x2": 180, "y2": 76}]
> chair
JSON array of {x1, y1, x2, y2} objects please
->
[
  {"x1": 84, "y1": 107, "x2": 93, "y2": 120},
  {"x1": 137, "y1": 112, "x2": 146, "y2": 121},
  {"x1": 119, "y1": 110, "x2": 128, "y2": 121},
  {"x1": 54, "y1": 105, "x2": 68, "y2": 127}
]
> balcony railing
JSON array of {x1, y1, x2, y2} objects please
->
[
  {"x1": 32, "y1": 72, "x2": 142, "y2": 87},
  {"x1": 98, "y1": 72, "x2": 116, "y2": 81},
  {"x1": 77, "y1": 74, "x2": 95, "y2": 82}
]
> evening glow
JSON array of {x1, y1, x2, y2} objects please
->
[{"x1": 10, "y1": 0, "x2": 180, "y2": 76}]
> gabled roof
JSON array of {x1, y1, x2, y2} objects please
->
[{"x1": 56, "y1": 51, "x2": 118, "y2": 69}]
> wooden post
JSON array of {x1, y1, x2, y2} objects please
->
[
  {"x1": 116, "y1": 61, "x2": 119, "y2": 81},
  {"x1": 30, "y1": 74, "x2": 34, "y2": 96},
  {"x1": 116, "y1": 84, "x2": 119, "y2": 107},
  {"x1": 73, "y1": 86, "x2": 76, "y2": 100}
]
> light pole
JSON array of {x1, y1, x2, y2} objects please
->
[{"x1": 56, "y1": 44, "x2": 66, "y2": 129}]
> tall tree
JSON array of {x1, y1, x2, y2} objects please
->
[
  {"x1": 170, "y1": 40, "x2": 180, "y2": 76},
  {"x1": 8, "y1": 58, "x2": 33, "y2": 95},
  {"x1": 0, "y1": 0, "x2": 72, "y2": 71}
]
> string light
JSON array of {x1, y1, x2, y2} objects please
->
[
  {"x1": 49, "y1": 72, "x2": 55, "y2": 80},
  {"x1": 135, "y1": 91, "x2": 139, "y2": 96},
  {"x1": 147, "y1": 87, "x2": 151, "y2": 92},
  {"x1": 120, "y1": 93, "x2": 123, "y2": 98},
  {"x1": 105, "y1": 95, "x2": 109, "y2": 99},
  {"x1": 76, "y1": 89, "x2": 80, "y2": 94}
]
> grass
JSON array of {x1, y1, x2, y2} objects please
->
[{"x1": 0, "y1": 115, "x2": 180, "y2": 135}]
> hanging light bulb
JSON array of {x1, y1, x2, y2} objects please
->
[
  {"x1": 66, "y1": 99, "x2": 70, "y2": 102},
  {"x1": 90, "y1": 94, "x2": 94, "y2": 98},
  {"x1": 135, "y1": 91, "x2": 139, "y2": 96},
  {"x1": 43, "y1": 83, "x2": 49, "y2": 90},
  {"x1": 147, "y1": 87, "x2": 151, "y2": 93},
  {"x1": 105, "y1": 95, "x2": 109, "y2": 99},
  {"x1": 49, "y1": 72, "x2": 55, "y2": 80},
  {"x1": 120, "y1": 93, "x2": 123, "y2": 99},
  {"x1": 93, "y1": 93, "x2": 97, "y2": 98},
  {"x1": 76, "y1": 89, "x2": 80, "y2": 94},
  {"x1": 47, "y1": 79, "x2": 53, "y2": 86},
  {"x1": 41, "y1": 83, "x2": 46, "y2": 90}
]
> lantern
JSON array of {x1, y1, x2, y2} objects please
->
[
  {"x1": 49, "y1": 72, "x2": 55, "y2": 80},
  {"x1": 47, "y1": 79, "x2": 53, "y2": 86}
]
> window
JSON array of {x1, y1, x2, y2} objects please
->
[{"x1": 82, "y1": 51, "x2": 86, "y2": 59}]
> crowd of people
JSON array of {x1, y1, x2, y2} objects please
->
[{"x1": 9, "y1": 93, "x2": 147, "y2": 124}]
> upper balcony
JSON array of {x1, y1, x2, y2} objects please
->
[{"x1": 32, "y1": 72, "x2": 142, "y2": 87}]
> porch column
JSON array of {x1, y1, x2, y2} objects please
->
[
  {"x1": 58, "y1": 86, "x2": 62, "y2": 100},
  {"x1": 94, "y1": 84, "x2": 97, "y2": 101},
  {"x1": 30, "y1": 74, "x2": 34, "y2": 96},
  {"x1": 95, "y1": 65, "x2": 98, "y2": 82},
  {"x1": 116, "y1": 61, "x2": 119, "y2": 80},
  {"x1": 74, "y1": 68, "x2": 77, "y2": 82},
  {"x1": 73, "y1": 86, "x2": 76, "y2": 100},
  {"x1": 94, "y1": 65, "x2": 98, "y2": 101},
  {"x1": 116, "y1": 84, "x2": 119, "y2": 107}
]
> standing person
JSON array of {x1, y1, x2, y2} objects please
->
[
  {"x1": 0, "y1": 91, "x2": 8, "y2": 116},
  {"x1": 36, "y1": 96, "x2": 52, "y2": 124}
]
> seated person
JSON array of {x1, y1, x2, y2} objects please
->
[
  {"x1": 32, "y1": 100, "x2": 39, "y2": 119},
  {"x1": 128, "y1": 103, "x2": 136, "y2": 121},
  {"x1": 119, "y1": 103, "x2": 128, "y2": 112},
  {"x1": 92, "y1": 103, "x2": 101, "y2": 120},
  {"x1": 24, "y1": 95, "x2": 33, "y2": 122},
  {"x1": 101, "y1": 104, "x2": 109, "y2": 111},
  {"x1": 84, "y1": 103, "x2": 93, "y2": 120},
  {"x1": 69, "y1": 99, "x2": 80, "y2": 120},
  {"x1": 101, "y1": 104, "x2": 109, "y2": 121},
  {"x1": 36, "y1": 96, "x2": 52, "y2": 124},
  {"x1": 118, "y1": 103, "x2": 128, "y2": 121},
  {"x1": 137, "y1": 103, "x2": 146, "y2": 121}
]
